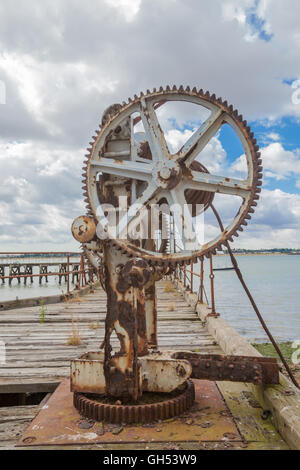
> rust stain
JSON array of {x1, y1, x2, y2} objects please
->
[{"x1": 19, "y1": 379, "x2": 241, "y2": 447}]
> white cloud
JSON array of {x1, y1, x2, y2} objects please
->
[
  {"x1": 104, "y1": 0, "x2": 141, "y2": 22},
  {"x1": 267, "y1": 132, "x2": 281, "y2": 141},
  {"x1": 261, "y1": 142, "x2": 300, "y2": 180},
  {"x1": 0, "y1": 0, "x2": 300, "y2": 250}
]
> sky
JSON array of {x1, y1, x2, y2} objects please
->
[{"x1": 0, "y1": 0, "x2": 300, "y2": 251}]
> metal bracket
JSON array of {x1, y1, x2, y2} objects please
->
[{"x1": 173, "y1": 352, "x2": 279, "y2": 385}]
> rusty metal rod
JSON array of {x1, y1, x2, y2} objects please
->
[
  {"x1": 210, "y1": 203, "x2": 300, "y2": 390},
  {"x1": 208, "y1": 254, "x2": 219, "y2": 317},
  {"x1": 199, "y1": 258, "x2": 204, "y2": 303}
]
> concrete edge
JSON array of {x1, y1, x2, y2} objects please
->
[
  {"x1": 0, "y1": 281, "x2": 100, "y2": 311},
  {"x1": 173, "y1": 277, "x2": 300, "y2": 450}
]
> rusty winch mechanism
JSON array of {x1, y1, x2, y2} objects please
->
[{"x1": 71, "y1": 86, "x2": 279, "y2": 424}]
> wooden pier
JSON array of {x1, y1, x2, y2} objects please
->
[{"x1": 0, "y1": 279, "x2": 297, "y2": 450}]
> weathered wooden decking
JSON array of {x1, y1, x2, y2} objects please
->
[
  {"x1": 0, "y1": 280, "x2": 289, "y2": 450},
  {"x1": 0, "y1": 281, "x2": 221, "y2": 394}
]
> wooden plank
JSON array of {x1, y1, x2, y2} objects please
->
[{"x1": 217, "y1": 381, "x2": 287, "y2": 445}]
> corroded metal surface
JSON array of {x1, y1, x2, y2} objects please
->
[
  {"x1": 71, "y1": 351, "x2": 192, "y2": 395},
  {"x1": 173, "y1": 352, "x2": 279, "y2": 385},
  {"x1": 73, "y1": 380, "x2": 195, "y2": 424},
  {"x1": 103, "y1": 252, "x2": 152, "y2": 400},
  {"x1": 71, "y1": 216, "x2": 96, "y2": 243}
]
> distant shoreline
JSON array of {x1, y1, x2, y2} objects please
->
[{"x1": 216, "y1": 252, "x2": 300, "y2": 256}]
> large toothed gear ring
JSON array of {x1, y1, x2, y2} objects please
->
[
  {"x1": 82, "y1": 86, "x2": 262, "y2": 265},
  {"x1": 73, "y1": 379, "x2": 195, "y2": 424}
]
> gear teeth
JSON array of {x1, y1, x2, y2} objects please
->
[
  {"x1": 172, "y1": 85, "x2": 177, "y2": 91},
  {"x1": 205, "y1": 90, "x2": 210, "y2": 98},
  {"x1": 223, "y1": 100, "x2": 228, "y2": 107},
  {"x1": 243, "y1": 120, "x2": 247, "y2": 127},
  {"x1": 198, "y1": 88, "x2": 204, "y2": 95},
  {"x1": 134, "y1": 94, "x2": 138, "y2": 100},
  {"x1": 146, "y1": 89, "x2": 151, "y2": 94},
  {"x1": 229, "y1": 105, "x2": 233, "y2": 112},
  {"x1": 159, "y1": 86, "x2": 163, "y2": 92},
  {"x1": 179, "y1": 85, "x2": 184, "y2": 91},
  {"x1": 186, "y1": 86, "x2": 190, "y2": 92},
  {"x1": 238, "y1": 114, "x2": 243, "y2": 122},
  {"x1": 140, "y1": 91, "x2": 144, "y2": 97},
  {"x1": 211, "y1": 93, "x2": 216, "y2": 100},
  {"x1": 153, "y1": 87, "x2": 157, "y2": 93},
  {"x1": 192, "y1": 87, "x2": 197, "y2": 92},
  {"x1": 166, "y1": 85, "x2": 171, "y2": 91},
  {"x1": 128, "y1": 97, "x2": 133, "y2": 103}
]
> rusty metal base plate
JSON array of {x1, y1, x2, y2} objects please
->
[{"x1": 18, "y1": 378, "x2": 242, "y2": 447}]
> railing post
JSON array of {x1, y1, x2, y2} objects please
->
[
  {"x1": 190, "y1": 259, "x2": 193, "y2": 293},
  {"x1": 208, "y1": 253, "x2": 219, "y2": 317},
  {"x1": 183, "y1": 261, "x2": 186, "y2": 288},
  {"x1": 67, "y1": 253, "x2": 70, "y2": 295},
  {"x1": 199, "y1": 257, "x2": 204, "y2": 303}
]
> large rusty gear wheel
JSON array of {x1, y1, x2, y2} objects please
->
[
  {"x1": 82, "y1": 86, "x2": 262, "y2": 266},
  {"x1": 74, "y1": 379, "x2": 195, "y2": 424}
]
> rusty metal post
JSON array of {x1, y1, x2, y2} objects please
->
[
  {"x1": 190, "y1": 259, "x2": 194, "y2": 293},
  {"x1": 102, "y1": 247, "x2": 153, "y2": 400},
  {"x1": 199, "y1": 257, "x2": 204, "y2": 303},
  {"x1": 67, "y1": 254, "x2": 70, "y2": 295},
  {"x1": 208, "y1": 254, "x2": 219, "y2": 317},
  {"x1": 183, "y1": 261, "x2": 186, "y2": 288}
]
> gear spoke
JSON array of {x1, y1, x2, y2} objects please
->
[
  {"x1": 183, "y1": 171, "x2": 251, "y2": 198},
  {"x1": 139, "y1": 97, "x2": 170, "y2": 162},
  {"x1": 169, "y1": 187, "x2": 202, "y2": 251},
  {"x1": 116, "y1": 182, "x2": 159, "y2": 239},
  {"x1": 176, "y1": 109, "x2": 224, "y2": 166},
  {"x1": 90, "y1": 158, "x2": 153, "y2": 182}
]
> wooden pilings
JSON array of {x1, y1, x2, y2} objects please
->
[{"x1": 0, "y1": 259, "x2": 88, "y2": 287}]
